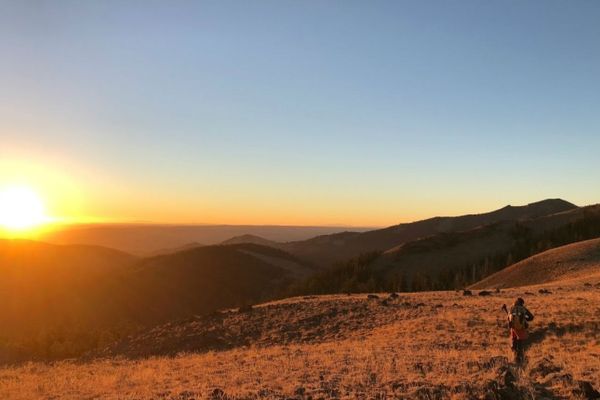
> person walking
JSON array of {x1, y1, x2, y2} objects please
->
[{"x1": 502, "y1": 297, "x2": 534, "y2": 363}]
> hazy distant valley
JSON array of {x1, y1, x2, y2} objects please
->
[{"x1": 39, "y1": 224, "x2": 375, "y2": 255}]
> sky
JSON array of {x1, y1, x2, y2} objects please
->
[{"x1": 1, "y1": 1, "x2": 599, "y2": 227}]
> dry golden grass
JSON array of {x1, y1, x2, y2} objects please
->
[{"x1": 1, "y1": 282, "x2": 599, "y2": 399}]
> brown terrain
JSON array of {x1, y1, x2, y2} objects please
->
[
  {"x1": 2, "y1": 199, "x2": 584, "y2": 340},
  {"x1": 1, "y1": 200, "x2": 599, "y2": 399},
  {"x1": 1, "y1": 277, "x2": 598, "y2": 399},
  {"x1": 1, "y1": 200, "x2": 598, "y2": 356}
]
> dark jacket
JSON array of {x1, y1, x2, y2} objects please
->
[{"x1": 509, "y1": 305, "x2": 534, "y2": 329}]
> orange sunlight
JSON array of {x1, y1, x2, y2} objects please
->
[{"x1": 0, "y1": 186, "x2": 53, "y2": 236}]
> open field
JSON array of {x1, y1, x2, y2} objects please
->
[{"x1": 2, "y1": 280, "x2": 598, "y2": 399}]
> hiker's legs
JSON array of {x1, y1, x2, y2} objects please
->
[
  {"x1": 509, "y1": 329, "x2": 527, "y2": 363},
  {"x1": 513, "y1": 339, "x2": 525, "y2": 363}
]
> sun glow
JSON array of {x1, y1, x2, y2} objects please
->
[{"x1": 0, "y1": 186, "x2": 51, "y2": 232}]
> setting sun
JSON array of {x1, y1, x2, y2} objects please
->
[{"x1": 0, "y1": 186, "x2": 50, "y2": 231}]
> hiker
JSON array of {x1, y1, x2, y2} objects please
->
[{"x1": 502, "y1": 298, "x2": 534, "y2": 363}]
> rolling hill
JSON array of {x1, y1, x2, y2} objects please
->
[
  {"x1": 115, "y1": 243, "x2": 316, "y2": 326},
  {"x1": 0, "y1": 239, "x2": 137, "y2": 336},
  {"x1": 471, "y1": 237, "x2": 600, "y2": 289},
  {"x1": 0, "y1": 241, "x2": 316, "y2": 362}
]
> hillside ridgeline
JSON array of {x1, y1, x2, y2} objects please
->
[
  {"x1": 277, "y1": 198, "x2": 577, "y2": 267},
  {"x1": 291, "y1": 204, "x2": 600, "y2": 295},
  {"x1": 471, "y1": 237, "x2": 600, "y2": 289}
]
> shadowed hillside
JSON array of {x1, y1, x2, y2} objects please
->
[
  {"x1": 280, "y1": 199, "x2": 577, "y2": 267},
  {"x1": 471, "y1": 237, "x2": 600, "y2": 289},
  {"x1": 1, "y1": 203, "x2": 599, "y2": 398},
  {"x1": 0, "y1": 240, "x2": 136, "y2": 336},
  {"x1": 116, "y1": 243, "x2": 316, "y2": 326},
  {"x1": 0, "y1": 242, "x2": 314, "y2": 362}
]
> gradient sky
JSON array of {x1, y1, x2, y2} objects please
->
[{"x1": 1, "y1": 1, "x2": 599, "y2": 226}]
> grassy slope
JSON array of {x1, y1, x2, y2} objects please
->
[
  {"x1": 2, "y1": 279, "x2": 598, "y2": 399},
  {"x1": 471, "y1": 237, "x2": 600, "y2": 289}
]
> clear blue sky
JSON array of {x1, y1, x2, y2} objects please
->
[{"x1": 1, "y1": 1, "x2": 599, "y2": 226}]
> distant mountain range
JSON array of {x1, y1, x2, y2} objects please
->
[
  {"x1": 39, "y1": 224, "x2": 373, "y2": 255},
  {"x1": 35, "y1": 199, "x2": 577, "y2": 264},
  {"x1": 290, "y1": 200, "x2": 600, "y2": 294},
  {"x1": 214, "y1": 199, "x2": 579, "y2": 268},
  {"x1": 277, "y1": 198, "x2": 578, "y2": 266}
]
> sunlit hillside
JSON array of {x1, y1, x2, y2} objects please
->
[{"x1": 1, "y1": 278, "x2": 598, "y2": 399}]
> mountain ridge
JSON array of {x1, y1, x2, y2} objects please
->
[
  {"x1": 290, "y1": 203, "x2": 600, "y2": 295},
  {"x1": 279, "y1": 198, "x2": 578, "y2": 266}
]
